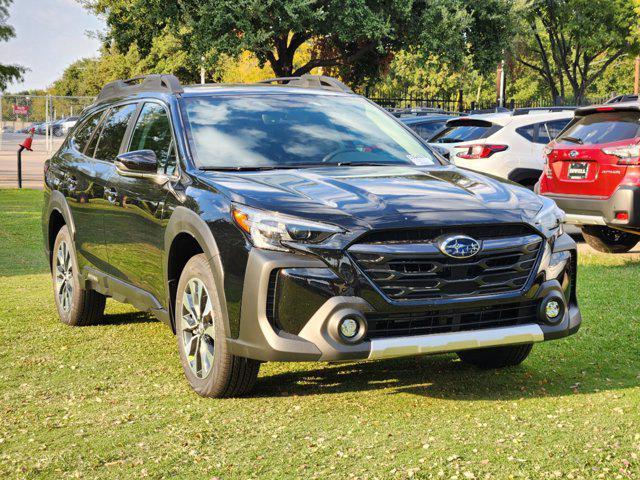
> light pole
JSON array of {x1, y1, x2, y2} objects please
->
[
  {"x1": 201, "y1": 56, "x2": 206, "y2": 85},
  {"x1": 635, "y1": 56, "x2": 640, "y2": 95}
]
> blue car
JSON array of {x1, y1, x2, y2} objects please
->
[{"x1": 400, "y1": 114, "x2": 457, "y2": 141}]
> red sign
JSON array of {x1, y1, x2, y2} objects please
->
[{"x1": 13, "y1": 105, "x2": 29, "y2": 115}]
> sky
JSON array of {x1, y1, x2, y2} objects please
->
[{"x1": 3, "y1": 0, "x2": 105, "y2": 92}]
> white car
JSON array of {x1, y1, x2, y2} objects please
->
[
  {"x1": 428, "y1": 108, "x2": 574, "y2": 188},
  {"x1": 53, "y1": 116, "x2": 80, "y2": 137}
]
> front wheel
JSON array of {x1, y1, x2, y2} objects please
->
[
  {"x1": 581, "y1": 225, "x2": 639, "y2": 253},
  {"x1": 457, "y1": 344, "x2": 533, "y2": 369},
  {"x1": 175, "y1": 254, "x2": 260, "y2": 398}
]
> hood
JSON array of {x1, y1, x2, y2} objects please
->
[{"x1": 199, "y1": 165, "x2": 543, "y2": 230}]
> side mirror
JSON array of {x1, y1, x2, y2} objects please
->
[{"x1": 115, "y1": 150, "x2": 158, "y2": 178}]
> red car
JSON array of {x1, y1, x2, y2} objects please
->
[{"x1": 539, "y1": 102, "x2": 640, "y2": 253}]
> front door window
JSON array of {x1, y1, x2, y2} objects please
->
[{"x1": 129, "y1": 103, "x2": 177, "y2": 174}]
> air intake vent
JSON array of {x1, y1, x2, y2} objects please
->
[
  {"x1": 366, "y1": 300, "x2": 539, "y2": 339},
  {"x1": 265, "y1": 269, "x2": 279, "y2": 326}
]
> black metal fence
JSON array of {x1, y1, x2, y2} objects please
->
[{"x1": 362, "y1": 86, "x2": 615, "y2": 112}]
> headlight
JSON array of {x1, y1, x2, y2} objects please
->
[
  {"x1": 532, "y1": 198, "x2": 565, "y2": 236},
  {"x1": 231, "y1": 205, "x2": 344, "y2": 252}
]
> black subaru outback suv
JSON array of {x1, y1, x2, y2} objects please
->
[{"x1": 43, "y1": 74, "x2": 581, "y2": 397}]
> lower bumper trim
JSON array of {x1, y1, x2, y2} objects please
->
[
  {"x1": 564, "y1": 213, "x2": 606, "y2": 226},
  {"x1": 367, "y1": 323, "x2": 544, "y2": 360}
]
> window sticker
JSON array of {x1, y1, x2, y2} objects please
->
[{"x1": 407, "y1": 154, "x2": 433, "y2": 165}]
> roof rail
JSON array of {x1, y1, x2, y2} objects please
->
[
  {"x1": 258, "y1": 74, "x2": 353, "y2": 93},
  {"x1": 469, "y1": 106, "x2": 511, "y2": 115},
  {"x1": 512, "y1": 106, "x2": 576, "y2": 116},
  {"x1": 96, "y1": 74, "x2": 184, "y2": 103},
  {"x1": 387, "y1": 106, "x2": 463, "y2": 117}
]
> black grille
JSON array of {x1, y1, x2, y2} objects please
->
[
  {"x1": 357, "y1": 224, "x2": 535, "y2": 245},
  {"x1": 366, "y1": 300, "x2": 539, "y2": 339},
  {"x1": 350, "y1": 225, "x2": 543, "y2": 301}
]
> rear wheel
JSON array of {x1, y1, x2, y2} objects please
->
[
  {"x1": 581, "y1": 225, "x2": 639, "y2": 253},
  {"x1": 458, "y1": 344, "x2": 533, "y2": 369},
  {"x1": 52, "y1": 226, "x2": 106, "y2": 326},
  {"x1": 175, "y1": 254, "x2": 260, "y2": 398}
]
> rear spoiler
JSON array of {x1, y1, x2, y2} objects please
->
[
  {"x1": 576, "y1": 103, "x2": 640, "y2": 116},
  {"x1": 445, "y1": 118, "x2": 494, "y2": 127}
]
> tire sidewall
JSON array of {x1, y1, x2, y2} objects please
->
[
  {"x1": 175, "y1": 254, "x2": 228, "y2": 396},
  {"x1": 52, "y1": 226, "x2": 84, "y2": 326}
]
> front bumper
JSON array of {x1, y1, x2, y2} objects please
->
[
  {"x1": 226, "y1": 235, "x2": 581, "y2": 363},
  {"x1": 544, "y1": 185, "x2": 640, "y2": 230}
]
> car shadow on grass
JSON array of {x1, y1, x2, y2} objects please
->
[
  {"x1": 255, "y1": 353, "x2": 639, "y2": 400},
  {"x1": 99, "y1": 311, "x2": 158, "y2": 326}
]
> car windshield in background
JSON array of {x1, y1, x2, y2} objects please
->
[
  {"x1": 430, "y1": 122, "x2": 493, "y2": 143},
  {"x1": 559, "y1": 111, "x2": 640, "y2": 145},
  {"x1": 182, "y1": 94, "x2": 438, "y2": 169}
]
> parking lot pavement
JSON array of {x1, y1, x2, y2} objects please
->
[{"x1": 0, "y1": 132, "x2": 64, "y2": 190}]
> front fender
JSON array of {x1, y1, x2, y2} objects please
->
[{"x1": 164, "y1": 206, "x2": 231, "y2": 337}]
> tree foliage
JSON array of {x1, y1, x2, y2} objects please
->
[
  {"x1": 0, "y1": 0, "x2": 25, "y2": 91},
  {"x1": 81, "y1": 0, "x2": 513, "y2": 86},
  {"x1": 513, "y1": 0, "x2": 640, "y2": 104}
]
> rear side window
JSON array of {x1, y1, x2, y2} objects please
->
[
  {"x1": 92, "y1": 104, "x2": 138, "y2": 161},
  {"x1": 515, "y1": 124, "x2": 535, "y2": 141},
  {"x1": 516, "y1": 119, "x2": 571, "y2": 144},
  {"x1": 537, "y1": 119, "x2": 571, "y2": 144},
  {"x1": 431, "y1": 121, "x2": 498, "y2": 143},
  {"x1": 129, "y1": 102, "x2": 177, "y2": 174},
  {"x1": 72, "y1": 111, "x2": 104, "y2": 153},
  {"x1": 560, "y1": 111, "x2": 640, "y2": 145}
]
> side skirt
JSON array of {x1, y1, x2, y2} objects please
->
[{"x1": 82, "y1": 267, "x2": 171, "y2": 327}]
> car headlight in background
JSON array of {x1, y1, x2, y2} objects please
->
[
  {"x1": 532, "y1": 198, "x2": 565, "y2": 236},
  {"x1": 232, "y1": 205, "x2": 344, "y2": 252}
]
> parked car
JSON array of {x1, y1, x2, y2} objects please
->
[
  {"x1": 429, "y1": 108, "x2": 575, "y2": 188},
  {"x1": 31, "y1": 122, "x2": 45, "y2": 135},
  {"x1": 400, "y1": 114, "x2": 457, "y2": 141},
  {"x1": 539, "y1": 102, "x2": 640, "y2": 253},
  {"x1": 42, "y1": 74, "x2": 580, "y2": 398},
  {"x1": 52, "y1": 116, "x2": 79, "y2": 137}
]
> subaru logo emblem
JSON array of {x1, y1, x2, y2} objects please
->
[
  {"x1": 438, "y1": 235, "x2": 481, "y2": 258},
  {"x1": 569, "y1": 150, "x2": 579, "y2": 158}
]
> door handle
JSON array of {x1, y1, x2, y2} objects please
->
[{"x1": 105, "y1": 187, "x2": 118, "y2": 204}]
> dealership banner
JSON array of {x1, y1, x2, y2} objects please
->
[{"x1": 12, "y1": 105, "x2": 29, "y2": 115}]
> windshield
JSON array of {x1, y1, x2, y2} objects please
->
[
  {"x1": 559, "y1": 111, "x2": 640, "y2": 145},
  {"x1": 182, "y1": 94, "x2": 438, "y2": 169}
]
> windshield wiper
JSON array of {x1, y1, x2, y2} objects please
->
[
  {"x1": 201, "y1": 166, "x2": 290, "y2": 171},
  {"x1": 332, "y1": 162, "x2": 404, "y2": 167},
  {"x1": 559, "y1": 135, "x2": 583, "y2": 144}
]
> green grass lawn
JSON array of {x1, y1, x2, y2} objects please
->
[{"x1": 1, "y1": 189, "x2": 639, "y2": 479}]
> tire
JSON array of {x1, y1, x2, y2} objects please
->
[
  {"x1": 52, "y1": 225, "x2": 106, "y2": 326},
  {"x1": 457, "y1": 344, "x2": 533, "y2": 369},
  {"x1": 581, "y1": 225, "x2": 639, "y2": 254},
  {"x1": 175, "y1": 254, "x2": 260, "y2": 398}
]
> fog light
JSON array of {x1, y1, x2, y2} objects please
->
[
  {"x1": 545, "y1": 300, "x2": 561, "y2": 320},
  {"x1": 339, "y1": 318, "x2": 359, "y2": 339}
]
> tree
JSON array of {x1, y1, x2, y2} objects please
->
[
  {"x1": 513, "y1": 0, "x2": 640, "y2": 105},
  {"x1": 0, "y1": 0, "x2": 25, "y2": 91},
  {"x1": 81, "y1": 0, "x2": 513, "y2": 86}
]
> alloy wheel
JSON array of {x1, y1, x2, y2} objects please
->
[
  {"x1": 55, "y1": 240, "x2": 74, "y2": 312},
  {"x1": 180, "y1": 278, "x2": 215, "y2": 379}
]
